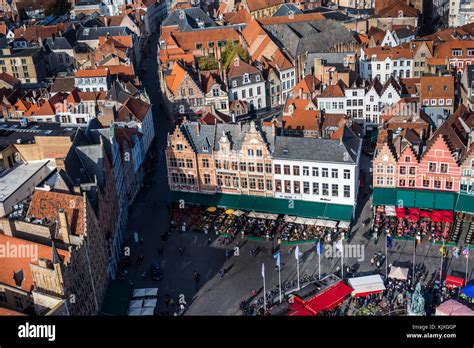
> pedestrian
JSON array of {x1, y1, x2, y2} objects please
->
[
  {"x1": 225, "y1": 249, "x2": 230, "y2": 260},
  {"x1": 370, "y1": 257, "x2": 375, "y2": 266},
  {"x1": 164, "y1": 294, "x2": 170, "y2": 308},
  {"x1": 208, "y1": 237, "x2": 212, "y2": 245},
  {"x1": 252, "y1": 289, "x2": 257, "y2": 297},
  {"x1": 194, "y1": 271, "x2": 200, "y2": 283},
  {"x1": 178, "y1": 247, "x2": 184, "y2": 256}
]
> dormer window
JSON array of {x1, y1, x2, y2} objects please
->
[
  {"x1": 428, "y1": 85, "x2": 432, "y2": 91},
  {"x1": 243, "y1": 73, "x2": 250, "y2": 84},
  {"x1": 202, "y1": 146, "x2": 209, "y2": 152},
  {"x1": 232, "y1": 80, "x2": 237, "y2": 88},
  {"x1": 256, "y1": 75, "x2": 260, "y2": 82},
  {"x1": 282, "y1": 149, "x2": 289, "y2": 156}
]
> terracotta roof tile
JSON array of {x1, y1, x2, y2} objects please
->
[
  {"x1": 26, "y1": 190, "x2": 85, "y2": 236},
  {"x1": 75, "y1": 68, "x2": 109, "y2": 78},
  {"x1": 0, "y1": 234, "x2": 69, "y2": 292}
]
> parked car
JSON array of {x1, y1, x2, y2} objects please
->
[{"x1": 151, "y1": 263, "x2": 163, "y2": 281}]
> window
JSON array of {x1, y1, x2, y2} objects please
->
[
  {"x1": 204, "y1": 174, "x2": 211, "y2": 185},
  {"x1": 322, "y1": 168, "x2": 328, "y2": 177},
  {"x1": 248, "y1": 163, "x2": 255, "y2": 172},
  {"x1": 446, "y1": 180, "x2": 453, "y2": 190},
  {"x1": 387, "y1": 165, "x2": 394, "y2": 174},
  {"x1": 15, "y1": 295, "x2": 23, "y2": 309},
  {"x1": 186, "y1": 159, "x2": 193, "y2": 168},
  {"x1": 0, "y1": 291, "x2": 6, "y2": 303},
  {"x1": 249, "y1": 88, "x2": 253, "y2": 97},
  {"x1": 434, "y1": 180, "x2": 441, "y2": 189},
  {"x1": 232, "y1": 161, "x2": 238, "y2": 170},
  {"x1": 256, "y1": 149, "x2": 262, "y2": 157},
  {"x1": 257, "y1": 86, "x2": 261, "y2": 95},
  {"x1": 423, "y1": 178, "x2": 429, "y2": 187},
  {"x1": 376, "y1": 176, "x2": 384, "y2": 185},
  {"x1": 408, "y1": 178, "x2": 415, "y2": 187},
  {"x1": 409, "y1": 167, "x2": 416, "y2": 175},
  {"x1": 293, "y1": 166, "x2": 300, "y2": 176},
  {"x1": 343, "y1": 169, "x2": 350, "y2": 179},
  {"x1": 240, "y1": 162, "x2": 247, "y2": 171},
  {"x1": 265, "y1": 164, "x2": 272, "y2": 173},
  {"x1": 332, "y1": 184, "x2": 338, "y2": 196},
  {"x1": 303, "y1": 166, "x2": 309, "y2": 176},
  {"x1": 343, "y1": 185, "x2": 350, "y2": 198},
  {"x1": 312, "y1": 167, "x2": 319, "y2": 177},
  {"x1": 399, "y1": 166, "x2": 406, "y2": 175},
  {"x1": 257, "y1": 163, "x2": 263, "y2": 172},
  {"x1": 249, "y1": 178, "x2": 256, "y2": 189},
  {"x1": 303, "y1": 181, "x2": 310, "y2": 194},
  {"x1": 399, "y1": 179, "x2": 406, "y2": 186},
  {"x1": 429, "y1": 163, "x2": 436, "y2": 172},
  {"x1": 331, "y1": 169, "x2": 338, "y2": 178},
  {"x1": 241, "y1": 177, "x2": 248, "y2": 188},
  {"x1": 284, "y1": 165, "x2": 290, "y2": 175},
  {"x1": 242, "y1": 90, "x2": 246, "y2": 99},
  {"x1": 274, "y1": 164, "x2": 281, "y2": 174},
  {"x1": 176, "y1": 144, "x2": 183, "y2": 151},
  {"x1": 377, "y1": 164, "x2": 384, "y2": 174},
  {"x1": 258, "y1": 179, "x2": 264, "y2": 190},
  {"x1": 294, "y1": 181, "x2": 300, "y2": 193},
  {"x1": 266, "y1": 179, "x2": 273, "y2": 190},
  {"x1": 440, "y1": 163, "x2": 448, "y2": 173},
  {"x1": 386, "y1": 177, "x2": 393, "y2": 186},
  {"x1": 312, "y1": 182, "x2": 319, "y2": 195},
  {"x1": 322, "y1": 183, "x2": 329, "y2": 196},
  {"x1": 275, "y1": 179, "x2": 282, "y2": 192},
  {"x1": 284, "y1": 180, "x2": 291, "y2": 193},
  {"x1": 247, "y1": 149, "x2": 254, "y2": 156}
]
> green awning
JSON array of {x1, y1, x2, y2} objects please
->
[
  {"x1": 323, "y1": 203, "x2": 354, "y2": 221},
  {"x1": 373, "y1": 187, "x2": 397, "y2": 206},
  {"x1": 297, "y1": 201, "x2": 326, "y2": 219},
  {"x1": 434, "y1": 192, "x2": 456, "y2": 210},
  {"x1": 170, "y1": 190, "x2": 353, "y2": 221},
  {"x1": 455, "y1": 194, "x2": 474, "y2": 214},
  {"x1": 397, "y1": 190, "x2": 416, "y2": 208},
  {"x1": 416, "y1": 191, "x2": 435, "y2": 209}
]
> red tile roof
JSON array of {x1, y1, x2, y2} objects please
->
[
  {"x1": 0, "y1": 234, "x2": 69, "y2": 292},
  {"x1": 26, "y1": 191, "x2": 85, "y2": 237},
  {"x1": 75, "y1": 68, "x2": 109, "y2": 78}
]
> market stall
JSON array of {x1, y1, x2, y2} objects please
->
[
  {"x1": 388, "y1": 267, "x2": 409, "y2": 281},
  {"x1": 303, "y1": 281, "x2": 352, "y2": 314},
  {"x1": 435, "y1": 299, "x2": 474, "y2": 316},
  {"x1": 445, "y1": 275, "x2": 465, "y2": 289},
  {"x1": 348, "y1": 275, "x2": 386, "y2": 298}
]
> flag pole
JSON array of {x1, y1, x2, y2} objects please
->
[
  {"x1": 440, "y1": 239, "x2": 445, "y2": 282},
  {"x1": 318, "y1": 248, "x2": 321, "y2": 280},
  {"x1": 385, "y1": 233, "x2": 388, "y2": 278},
  {"x1": 341, "y1": 233, "x2": 344, "y2": 279},
  {"x1": 297, "y1": 253, "x2": 300, "y2": 290},
  {"x1": 278, "y1": 263, "x2": 282, "y2": 303},
  {"x1": 465, "y1": 249, "x2": 469, "y2": 286},
  {"x1": 413, "y1": 236, "x2": 416, "y2": 280},
  {"x1": 262, "y1": 263, "x2": 266, "y2": 312}
]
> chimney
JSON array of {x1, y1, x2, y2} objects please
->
[
  {"x1": 196, "y1": 122, "x2": 200, "y2": 136},
  {"x1": 58, "y1": 209, "x2": 71, "y2": 244},
  {"x1": 55, "y1": 157, "x2": 66, "y2": 170},
  {"x1": 231, "y1": 112, "x2": 236, "y2": 124}
]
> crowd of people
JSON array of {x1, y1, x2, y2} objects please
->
[
  {"x1": 374, "y1": 206, "x2": 452, "y2": 242},
  {"x1": 171, "y1": 203, "x2": 347, "y2": 243}
]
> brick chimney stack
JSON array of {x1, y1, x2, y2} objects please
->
[{"x1": 58, "y1": 209, "x2": 71, "y2": 244}]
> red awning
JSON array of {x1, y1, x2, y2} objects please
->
[
  {"x1": 420, "y1": 210, "x2": 431, "y2": 218},
  {"x1": 431, "y1": 211, "x2": 443, "y2": 222},
  {"x1": 407, "y1": 214, "x2": 420, "y2": 222},
  {"x1": 396, "y1": 207, "x2": 406, "y2": 218},
  {"x1": 409, "y1": 208, "x2": 420, "y2": 215},
  {"x1": 354, "y1": 290, "x2": 384, "y2": 298},
  {"x1": 304, "y1": 281, "x2": 352, "y2": 315},
  {"x1": 445, "y1": 275, "x2": 465, "y2": 288}
]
